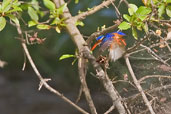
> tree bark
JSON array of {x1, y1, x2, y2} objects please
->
[{"x1": 53, "y1": 0, "x2": 127, "y2": 113}]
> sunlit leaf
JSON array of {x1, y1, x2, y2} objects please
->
[
  {"x1": 59, "y1": 54, "x2": 76, "y2": 61},
  {"x1": 37, "y1": 24, "x2": 50, "y2": 29},
  {"x1": 166, "y1": 0, "x2": 171, "y2": 3},
  {"x1": 75, "y1": 0, "x2": 79, "y2": 4},
  {"x1": 7, "y1": 6, "x2": 22, "y2": 13},
  {"x1": 51, "y1": 17, "x2": 60, "y2": 25},
  {"x1": 28, "y1": 7, "x2": 39, "y2": 22},
  {"x1": 118, "y1": 21, "x2": 131, "y2": 30},
  {"x1": 0, "y1": 17, "x2": 6, "y2": 31},
  {"x1": 31, "y1": 0, "x2": 40, "y2": 10},
  {"x1": 43, "y1": 0, "x2": 55, "y2": 10},
  {"x1": 142, "y1": 23, "x2": 148, "y2": 34},
  {"x1": 38, "y1": 10, "x2": 45, "y2": 18},
  {"x1": 132, "y1": 27, "x2": 138, "y2": 39},
  {"x1": 158, "y1": 3, "x2": 165, "y2": 18},
  {"x1": 28, "y1": 20, "x2": 37, "y2": 27},
  {"x1": 142, "y1": 0, "x2": 148, "y2": 6},
  {"x1": 2, "y1": 0, "x2": 12, "y2": 12},
  {"x1": 128, "y1": 4, "x2": 138, "y2": 15},
  {"x1": 57, "y1": 3, "x2": 67, "y2": 15},
  {"x1": 123, "y1": 14, "x2": 131, "y2": 22},
  {"x1": 72, "y1": 58, "x2": 77, "y2": 65},
  {"x1": 7, "y1": 14, "x2": 19, "y2": 25},
  {"x1": 75, "y1": 20, "x2": 84, "y2": 26},
  {"x1": 55, "y1": 26, "x2": 61, "y2": 33},
  {"x1": 136, "y1": 6, "x2": 151, "y2": 21},
  {"x1": 166, "y1": 6, "x2": 171, "y2": 17}
]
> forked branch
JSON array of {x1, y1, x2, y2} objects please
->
[
  {"x1": 125, "y1": 55, "x2": 155, "y2": 114},
  {"x1": 16, "y1": 24, "x2": 89, "y2": 114}
]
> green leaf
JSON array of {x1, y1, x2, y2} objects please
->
[
  {"x1": 31, "y1": 0, "x2": 40, "y2": 10},
  {"x1": 128, "y1": 4, "x2": 138, "y2": 15},
  {"x1": 166, "y1": 6, "x2": 171, "y2": 17},
  {"x1": 55, "y1": 26, "x2": 61, "y2": 33},
  {"x1": 123, "y1": 14, "x2": 131, "y2": 22},
  {"x1": 43, "y1": 0, "x2": 55, "y2": 10},
  {"x1": 75, "y1": 21, "x2": 84, "y2": 26},
  {"x1": 142, "y1": 23, "x2": 148, "y2": 34},
  {"x1": 37, "y1": 24, "x2": 50, "y2": 29},
  {"x1": 166, "y1": 0, "x2": 171, "y2": 3},
  {"x1": 51, "y1": 17, "x2": 60, "y2": 25},
  {"x1": 2, "y1": 0, "x2": 12, "y2": 12},
  {"x1": 57, "y1": 3, "x2": 67, "y2": 15},
  {"x1": 136, "y1": 6, "x2": 151, "y2": 21},
  {"x1": 59, "y1": 54, "x2": 76, "y2": 61},
  {"x1": 118, "y1": 21, "x2": 131, "y2": 30},
  {"x1": 28, "y1": 20, "x2": 37, "y2": 27},
  {"x1": 28, "y1": 7, "x2": 39, "y2": 22},
  {"x1": 7, "y1": 6, "x2": 22, "y2": 13},
  {"x1": 75, "y1": 0, "x2": 79, "y2": 4},
  {"x1": 7, "y1": 14, "x2": 19, "y2": 25},
  {"x1": 72, "y1": 58, "x2": 77, "y2": 65},
  {"x1": 0, "y1": 17, "x2": 6, "y2": 31},
  {"x1": 132, "y1": 27, "x2": 138, "y2": 39},
  {"x1": 136, "y1": 22, "x2": 143, "y2": 31},
  {"x1": 158, "y1": 3, "x2": 165, "y2": 18}
]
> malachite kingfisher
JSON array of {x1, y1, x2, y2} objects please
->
[{"x1": 91, "y1": 31, "x2": 126, "y2": 62}]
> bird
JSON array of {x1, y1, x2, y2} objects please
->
[{"x1": 91, "y1": 31, "x2": 126, "y2": 62}]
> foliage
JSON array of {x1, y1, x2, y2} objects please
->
[
  {"x1": 0, "y1": 0, "x2": 171, "y2": 113},
  {"x1": 118, "y1": 0, "x2": 171, "y2": 39}
]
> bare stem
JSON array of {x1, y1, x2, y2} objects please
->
[
  {"x1": 16, "y1": 24, "x2": 89, "y2": 114},
  {"x1": 53, "y1": 0, "x2": 127, "y2": 113},
  {"x1": 73, "y1": 0, "x2": 115, "y2": 21},
  {"x1": 125, "y1": 55, "x2": 155, "y2": 114},
  {"x1": 78, "y1": 56, "x2": 97, "y2": 114}
]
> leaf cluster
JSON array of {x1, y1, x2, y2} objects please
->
[{"x1": 118, "y1": 0, "x2": 171, "y2": 39}]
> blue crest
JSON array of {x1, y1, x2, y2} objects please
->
[
  {"x1": 96, "y1": 35, "x2": 104, "y2": 40},
  {"x1": 113, "y1": 31, "x2": 126, "y2": 36}
]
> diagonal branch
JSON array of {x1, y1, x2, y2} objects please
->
[
  {"x1": 16, "y1": 24, "x2": 89, "y2": 114},
  {"x1": 53, "y1": 0, "x2": 127, "y2": 113},
  {"x1": 73, "y1": 0, "x2": 115, "y2": 21},
  {"x1": 86, "y1": 23, "x2": 120, "y2": 45},
  {"x1": 78, "y1": 56, "x2": 97, "y2": 114},
  {"x1": 125, "y1": 55, "x2": 155, "y2": 114}
]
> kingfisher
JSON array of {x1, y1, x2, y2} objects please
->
[{"x1": 91, "y1": 31, "x2": 126, "y2": 62}]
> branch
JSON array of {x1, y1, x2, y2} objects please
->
[
  {"x1": 104, "y1": 105, "x2": 115, "y2": 114},
  {"x1": 138, "y1": 75, "x2": 171, "y2": 83},
  {"x1": 125, "y1": 33, "x2": 152, "y2": 55},
  {"x1": 53, "y1": 0, "x2": 127, "y2": 113},
  {"x1": 73, "y1": 0, "x2": 115, "y2": 21},
  {"x1": 78, "y1": 56, "x2": 97, "y2": 114},
  {"x1": 140, "y1": 44, "x2": 170, "y2": 66},
  {"x1": 15, "y1": 24, "x2": 89, "y2": 114},
  {"x1": 86, "y1": 22, "x2": 120, "y2": 45},
  {"x1": 125, "y1": 55, "x2": 155, "y2": 114}
]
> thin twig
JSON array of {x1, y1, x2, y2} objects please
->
[
  {"x1": 125, "y1": 55, "x2": 155, "y2": 114},
  {"x1": 140, "y1": 44, "x2": 170, "y2": 66},
  {"x1": 139, "y1": 75, "x2": 171, "y2": 83},
  {"x1": 16, "y1": 24, "x2": 89, "y2": 114},
  {"x1": 73, "y1": 0, "x2": 115, "y2": 21},
  {"x1": 125, "y1": 33, "x2": 152, "y2": 55},
  {"x1": 104, "y1": 105, "x2": 115, "y2": 114},
  {"x1": 78, "y1": 56, "x2": 97, "y2": 114},
  {"x1": 151, "y1": 30, "x2": 171, "y2": 52},
  {"x1": 53, "y1": 0, "x2": 128, "y2": 113},
  {"x1": 22, "y1": 51, "x2": 26, "y2": 71},
  {"x1": 86, "y1": 23, "x2": 120, "y2": 45},
  {"x1": 75, "y1": 86, "x2": 83, "y2": 104}
]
